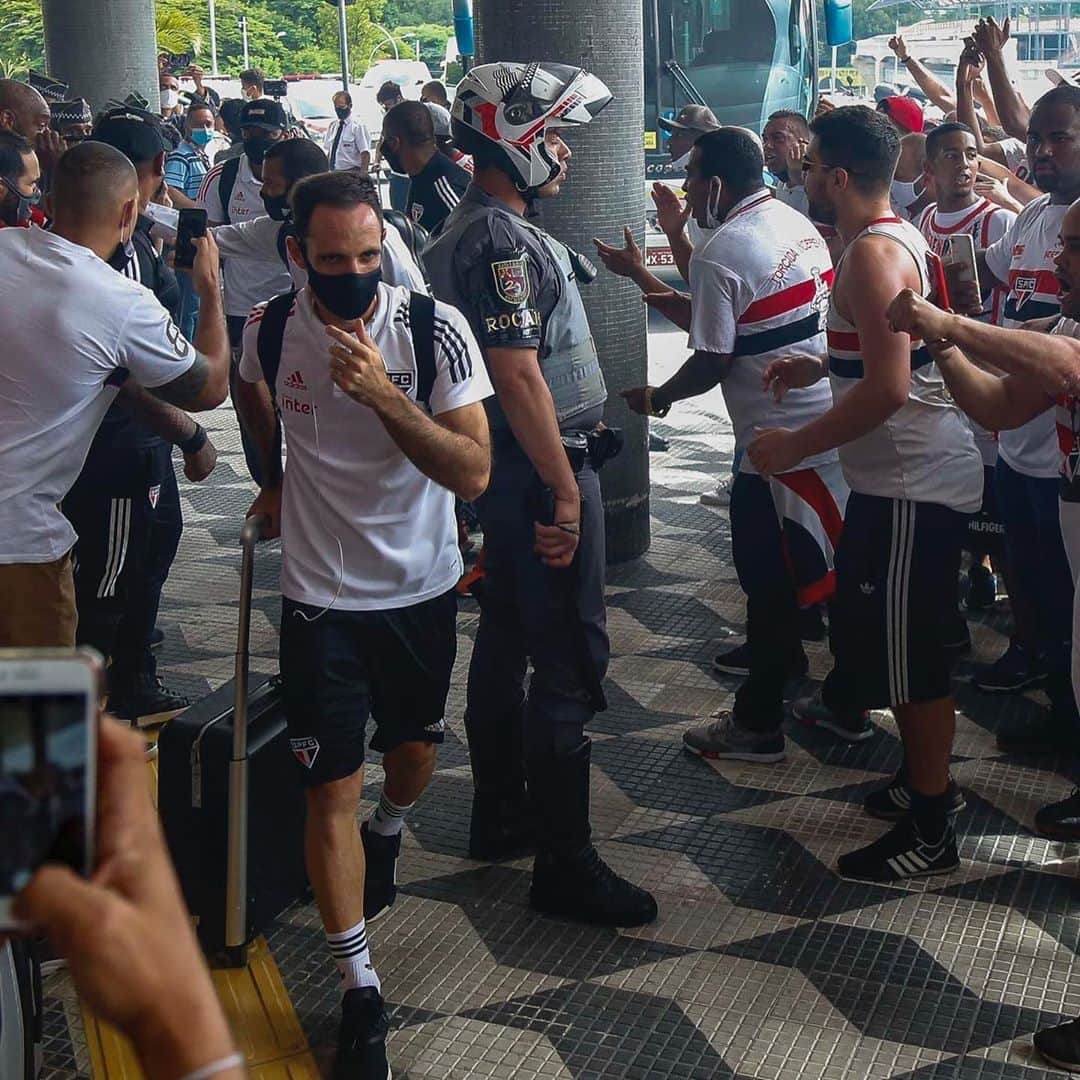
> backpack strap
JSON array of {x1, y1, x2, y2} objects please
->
[
  {"x1": 219, "y1": 156, "x2": 241, "y2": 226},
  {"x1": 256, "y1": 291, "x2": 297, "y2": 404},
  {"x1": 409, "y1": 291, "x2": 437, "y2": 408}
]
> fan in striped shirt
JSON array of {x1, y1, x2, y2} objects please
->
[{"x1": 381, "y1": 100, "x2": 471, "y2": 233}]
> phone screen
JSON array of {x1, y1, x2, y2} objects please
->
[
  {"x1": 0, "y1": 686, "x2": 94, "y2": 927},
  {"x1": 175, "y1": 208, "x2": 208, "y2": 271}
]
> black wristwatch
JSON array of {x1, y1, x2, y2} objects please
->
[{"x1": 178, "y1": 422, "x2": 208, "y2": 455}]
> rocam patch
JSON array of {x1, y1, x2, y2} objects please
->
[{"x1": 492, "y1": 257, "x2": 530, "y2": 305}]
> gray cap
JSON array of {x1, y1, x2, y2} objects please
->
[{"x1": 657, "y1": 103, "x2": 719, "y2": 135}]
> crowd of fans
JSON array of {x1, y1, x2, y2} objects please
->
[{"x1": 4, "y1": 15, "x2": 1080, "y2": 1077}]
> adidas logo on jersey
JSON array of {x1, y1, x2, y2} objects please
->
[{"x1": 284, "y1": 370, "x2": 307, "y2": 391}]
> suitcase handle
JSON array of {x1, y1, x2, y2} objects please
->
[{"x1": 225, "y1": 513, "x2": 270, "y2": 955}]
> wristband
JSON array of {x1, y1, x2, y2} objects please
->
[
  {"x1": 178, "y1": 422, "x2": 208, "y2": 455},
  {"x1": 178, "y1": 1053, "x2": 244, "y2": 1080}
]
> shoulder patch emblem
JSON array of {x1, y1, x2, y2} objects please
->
[{"x1": 492, "y1": 257, "x2": 530, "y2": 304}]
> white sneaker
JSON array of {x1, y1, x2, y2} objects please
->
[{"x1": 700, "y1": 476, "x2": 734, "y2": 507}]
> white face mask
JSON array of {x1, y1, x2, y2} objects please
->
[
  {"x1": 670, "y1": 148, "x2": 691, "y2": 171},
  {"x1": 703, "y1": 178, "x2": 724, "y2": 230},
  {"x1": 890, "y1": 176, "x2": 925, "y2": 212},
  {"x1": 161, "y1": 89, "x2": 179, "y2": 111}
]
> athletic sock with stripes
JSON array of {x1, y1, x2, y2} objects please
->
[
  {"x1": 326, "y1": 919, "x2": 381, "y2": 993},
  {"x1": 369, "y1": 790, "x2": 413, "y2": 838},
  {"x1": 910, "y1": 788, "x2": 949, "y2": 844}
]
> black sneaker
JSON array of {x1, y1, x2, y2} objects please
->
[
  {"x1": 1035, "y1": 788, "x2": 1080, "y2": 841},
  {"x1": 997, "y1": 707, "x2": 1080, "y2": 755},
  {"x1": 682, "y1": 711, "x2": 786, "y2": 763},
  {"x1": 108, "y1": 674, "x2": 190, "y2": 728},
  {"x1": 149, "y1": 625, "x2": 166, "y2": 652},
  {"x1": 334, "y1": 986, "x2": 390, "y2": 1080},
  {"x1": 863, "y1": 773, "x2": 966, "y2": 822},
  {"x1": 966, "y1": 564, "x2": 997, "y2": 612},
  {"x1": 360, "y1": 821, "x2": 400, "y2": 923},
  {"x1": 837, "y1": 818, "x2": 959, "y2": 882},
  {"x1": 791, "y1": 693, "x2": 874, "y2": 743},
  {"x1": 712, "y1": 643, "x2": 809, "y2": 680},
  {"x1": 1034, "y1": 1016, "x2": 1080, "y2": 1072},
  {"x1": 971, "y1": 641, "x2": 1046, "y2": 694}
]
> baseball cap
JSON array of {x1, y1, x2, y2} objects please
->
[
  {"x1": 92, "y1": 112, "x2": 169, "y2": 164},
  {"x1": 239, "y1": 98, "x2": 288, "y2": 131},
  {"x1": 657, "y1": 104, "x2": 719, "y2": 135},
  {"x1": 878, "y1": 95, "x2": 925, "y2": 134},
  {"x1": 1047, "y1": 68, "x2": 1080, "y2": 88}
]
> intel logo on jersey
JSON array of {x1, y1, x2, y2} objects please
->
[{"x1": 388, "y1": 371, "x2": 414, "y2": 391}]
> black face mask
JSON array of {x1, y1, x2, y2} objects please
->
[
  {"x1": 0, "y1": 176, "x2": 41, "y2": 226},
  {"x1": 262, "y1": 191, "x2": 290, "y2": 221},
  {"x1": 381, "y1": 141, "x2": 404, "y2": 176},
  {"x1": 243, "y1": 134, "x2": 274, "y2": 167},
  {"x1": 335, "y1": 105, "x2": 351, "y2": 120},
  {"x1": 303, "y1": 249, "x2": 382, "y2": 321}
]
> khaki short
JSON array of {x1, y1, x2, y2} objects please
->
[{"x1": 0, "y1": 555, "x2": 77, "y2": 648}]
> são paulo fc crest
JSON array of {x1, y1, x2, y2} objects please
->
[
  {"x1": 1013, "y1": 275, "x2": 1037, "y2": 311},
  {"x1": 148, "y1": 484, "x2": 161, "y2": 509},
  {"x1": 492, "y1": 257, "x2": 530, "y2": 304},
  {"x1": 289, "y1": 737, "x2": 320, "y2": 769}
]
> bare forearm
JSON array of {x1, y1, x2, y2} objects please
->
[
  {"x1": 790, "y1": 379, "x2": 905, "y2": 460},
  {"x1": 654, "y1": 350, "x2": 730, "y2": 411},
  {"x1": 932, "y1": 343, "x2": 1050, "y2": 430},
  {"x1": 372, "y1": 392, "x2": 489, "y2": 501},
  {"x1": 985, "y1": 53, "x2": 1029, "y2": 138},
  {"x1": 974, "y1": 82, "x2": 1002, "y2": 127},
  {"x1": 668, "y1": 229, "x2": 693, "y2": 281},
  {"x1": 116, "y1": 383, "x2": 199, "y2": 444},
  {"x1": 360, "y1": 150, "x2": 371, "y2": 175},
  {"x1": 629, "y1": 263, "x2": 674, "y2": 297},
  {"x1": 904, "y1": 57, "x2": 955, "y2": 111},
  {"x1": 234, "y1": 378, "x2": 282, "y2": 486},
  {"x1": 167, "y1": 186, "x2": 198, "y2": 209},
  {"x1": 938, "y1": 312, "x2": 1080, "y2": 395},
  {"x1": 957, "y1": 80, "x2": 983, "y2": 150},
  {"x1": 495, "y1": 369, "x2": 578, "y2": 498},
  {"x1": 193, "y1": 285, "x2": 230, "y2": 376}
]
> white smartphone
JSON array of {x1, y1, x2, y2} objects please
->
[
  {"x1": 0, "y1": 650, "x2": 100, "y2": 930},
  {"x1": 944, "y1": 233, "x2": 980, "y2": 294}
]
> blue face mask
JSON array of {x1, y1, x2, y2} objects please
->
[{"x1": 191, "y1": 128, "x2": 214, "y2": 147}]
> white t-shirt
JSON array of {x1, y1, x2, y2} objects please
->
[
  {"x1": 0, "y1": 228, "x2": 196, "y2": 563},
  {"x1": 997, "y1": 137, "x2": 1031, "y2": 183},
  {"x1": 985, "y1": 194, "x2": 1065, "y2": 478},
  {"x1": 323, "y1": 116, "x2": 372, "y2": 171},
  {"x1": 209, "y1": 217, "x2": 427, "y2": 295},
  {"x1": 238, "y1": 283, "x2": 492, "y2": 610},
  {"x1": 688, "y1": 191, "x2": 836, "y2": 472},
  {"x1": 197, "y1": 154, "x2": 294, "y2": 316}
]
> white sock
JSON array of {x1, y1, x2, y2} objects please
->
[
  {"x1": 369, "y1": 790, "x2": 413, "y2": 837},
  {"x1": 326, "y1": 919, "x2": 380, "y2": 993}
]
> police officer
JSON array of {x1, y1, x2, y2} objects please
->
[{"x1": 425, "y1": 61, "x2": 657, "y2": 928}]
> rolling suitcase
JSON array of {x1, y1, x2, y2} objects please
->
[{"x1": 158, "y1": 514, "x2": 309, "y2": 967}]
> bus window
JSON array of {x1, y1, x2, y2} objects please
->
[{"x1": 675, "y1": 0, "x2": 775, "y2": 66}]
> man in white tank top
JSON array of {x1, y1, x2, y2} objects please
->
[
  {"x1": 887, "y1": 195, "x2": 1080, "y2": 1070},
  {"x1": 748, "y1": 106, "x2": 983, "y2": 884}
]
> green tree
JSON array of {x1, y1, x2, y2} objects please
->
[{"x1": 383, "y1": 0, "x2": 451, "y2": 29}]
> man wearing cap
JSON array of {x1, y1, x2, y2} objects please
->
[
  {"x1": 61, "y1": 111, "x2": 220, "y2": 729},
  {"x1": 878, "y1": 95, "x2": 926, "y2": 135},
  {"x1": 198, "y1": 98, "x2": 293, "y2": 481},
  {"x1": 323, "y1": 90, "x2": 371, "y2": 174},
  {"x1": 49, "y1": 99, "x2": 92, "y2": 145}
]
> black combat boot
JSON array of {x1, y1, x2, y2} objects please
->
[
  {"x1": 465, "y1": 709, "x2": 534, "y2": 860},
  {"x1": 528, "y1": 739, "x2": 657, "y2": 928}
]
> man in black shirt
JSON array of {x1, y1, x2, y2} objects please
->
[
  {"x1": 62, "y1": 111, "x2": 218, "y2": 729},
  {"x1": 381, "y1": 100, "x2": 470, "y2": 232}
]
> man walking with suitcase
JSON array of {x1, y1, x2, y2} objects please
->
[{"x1": 235, "y1": 171, "x2": 491, "y2": 1079}]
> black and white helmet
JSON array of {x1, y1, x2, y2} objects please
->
[{"x1": 451, "y1": 62, "x2": 612, "y2": 191}]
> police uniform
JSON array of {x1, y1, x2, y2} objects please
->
[
  {"x1": 61, "y1": 216, "x2": 185, "y2": 694},
  {"x1": 425, "y1": 182, "x2": 610, "y2": 843}
]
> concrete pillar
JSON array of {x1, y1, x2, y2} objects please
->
[
  {"x1": 474, "y1": 2, "x2": 650, "y2": 564},
  {"x1": 41, "y1": 0, "x2": 160, "y2": 113}
]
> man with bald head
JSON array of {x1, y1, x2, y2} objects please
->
[
  {"x1": 0, "y1": 78, "x2": 63, "y2": 176},
  {"x1": 0, "y1": 141, "x2": 230, "y2": 649}
]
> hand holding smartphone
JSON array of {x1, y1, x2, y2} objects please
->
[
  {"x1": 174, "y1": 207, "x2": 208, "y2": 272},
  {"x1": 0, "y1": 650, "x2": 98, "y2": 930}
]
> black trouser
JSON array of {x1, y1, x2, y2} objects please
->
[
  {"x1": 465, "y1": 444, "x2": 609, "y2": 790},
  {"x1": 228, "y1": 313, "x2": 265, "y2": 487},
  {"x1": 729, "y1": 472, "x2": 801, "y2": 734},
  {"x1": 63, "y1": 441, "x2": 183, "y2": 683}
]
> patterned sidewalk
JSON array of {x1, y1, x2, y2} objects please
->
[{"x1": 41, "y1": 344, "x2": 1080, "y2": 1079}]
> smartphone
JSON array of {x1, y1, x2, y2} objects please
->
[
  {"x1": 175, "y1": 208, "x2": 208, "y2": 271},
  {"x1": 927, "y1": 250, "x2": 952, "y2": 311},
  {"x1": 944, "y1": 233, "x2": 980, "y2": 294},
  {"x1": 0, "y1": 650, "x2": 99, "y2": 930}
]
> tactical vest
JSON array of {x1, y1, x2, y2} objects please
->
[{"x1": 425, "y1": 199, "x2": 606, "y2": 432}]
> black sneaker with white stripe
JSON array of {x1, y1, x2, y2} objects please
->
[
  {"x1": 837, "y1": 818, "x2": 959, "y2": 882},
  {"x1": 863, "y1": 772, "x2": 966, "y2": 822}
]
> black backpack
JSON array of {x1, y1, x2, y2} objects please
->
[
  {"x1": 218, "y1": 156, "x2": 241, "y2": 225},
  {"x1": 255, "y1": 288, "x2": 438, "y2": 420}
]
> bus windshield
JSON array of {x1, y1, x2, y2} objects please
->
[{"x1": 673, "y1": 0, "x2": 776, "y2": 67}]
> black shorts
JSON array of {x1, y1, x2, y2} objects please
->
[
  {"x1": 279, "y1": 589, "x2": 457, "y2": 786},
  {"x1": 831, "y1": 493, "x2": 968, "y2": 708}
]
